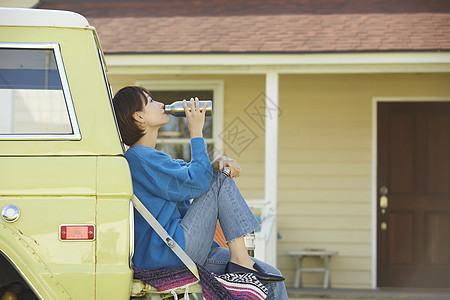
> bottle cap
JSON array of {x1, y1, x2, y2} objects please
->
[{"x1": 222, "y1": 167, "x2": 231, "y2": 177}]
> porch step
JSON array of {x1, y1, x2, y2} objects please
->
[{"x1": 287, "y1": 287, "x2": 450, "y2": 299}]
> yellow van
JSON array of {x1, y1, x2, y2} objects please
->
[{"x1": 0, "y1": 7, "x2": 135, "y2": 299}]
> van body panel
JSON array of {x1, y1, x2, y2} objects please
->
[{"x1": 0, "y1": 8, "x2": 134, "y2": 300}]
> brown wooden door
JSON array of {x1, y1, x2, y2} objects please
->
[{"x1": 377, "y1": 102, "x2": 450, "y2": 288}]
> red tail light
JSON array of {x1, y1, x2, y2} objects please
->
[{"x1": 60, "y1": 225, "x2": 95, "y2": 241}]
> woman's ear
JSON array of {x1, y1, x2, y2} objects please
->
[{"x1": 132, "y1": 111, "x2": 144, "y2": 122}]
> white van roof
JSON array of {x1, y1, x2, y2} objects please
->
[{"x1": 0, "y1": 7, "x2": 91, "y2": 29}]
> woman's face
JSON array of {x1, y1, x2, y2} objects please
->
[{"x1": 137, "y1": 92, "x2": 169, "y2": 130}]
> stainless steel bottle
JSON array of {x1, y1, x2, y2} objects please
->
[{"x1": 164, "y1": 100, "x2": 212, "y2": 117}]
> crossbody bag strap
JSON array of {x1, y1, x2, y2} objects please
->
[{"x1": 131, "y1": 195, "x2": 200, "y2": 281}]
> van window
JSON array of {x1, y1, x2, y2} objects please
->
[{"x1": 0, "y1": 44, "x2": 79, "y2": 139}]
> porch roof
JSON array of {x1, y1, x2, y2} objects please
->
[{"x1": 37, "y1": 0, "x2": 450, "y2": 54}]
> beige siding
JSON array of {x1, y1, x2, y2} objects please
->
[
  {"x1": 277, "y1": 73, "x2": 450, "y2": 288},
  {"x1": 109, "y1": 71, "x2": 450, "y2": 288},
  {"x1": 218, "y1": 75, "x2": 266, "y2": 198},
  {"x1": 278, "y1": 73, "x2": 372, "y2": 288}
]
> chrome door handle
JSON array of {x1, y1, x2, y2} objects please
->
[
  {"x1": 379, "y1": 185, "x2": 388, "y2": 215},
  {"x1": 1, "y1": 204, "x2": 20, "y2": 223},
  {"x1": 380, "y1": 196, "x2": 388, "y2": 209}
]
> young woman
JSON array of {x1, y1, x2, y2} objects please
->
[{"x1": 112, "y1": 86, "x2": 287, "y2": 299}]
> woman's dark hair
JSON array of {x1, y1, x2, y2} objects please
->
[{"x1": 112, "y1": 86, "x2": 150, "y2": 146}]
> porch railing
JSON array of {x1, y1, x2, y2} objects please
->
[{"x1": 247, "y1": 199, "x2": 277, "y2": 266}]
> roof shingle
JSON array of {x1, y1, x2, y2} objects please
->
[{"x1": 38, "y1": 0, "x2": 450, "y2": 54}]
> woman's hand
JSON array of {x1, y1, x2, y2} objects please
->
[
  {"x1": 212, "y1": 156, "x2": 242, "y2": 178},
  {"x1": 183, "y1": 97, "x2": 207, "y2": 139}
]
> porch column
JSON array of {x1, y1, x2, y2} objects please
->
[{"x1": 265, "y1": 71, "x2": 279, "y2": 266}]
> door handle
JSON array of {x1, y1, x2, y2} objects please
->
[
  {"x1": 1, "y1": 204, "x2": 20, "y2": 223},
  {"x1": 380, "y1": 196, "x2": 388, "y2": 209},
  {"x1": 379, "y1": 185, "x2": 388, "y2": 229},
  {"x1": 379, "y1": 185, "x2": 388, "y2": 214}
]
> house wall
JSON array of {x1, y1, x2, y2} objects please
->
[
  {"x1": 277, "y1": 73, "x2": 450, "y2": 288},
  {"x1": 108, "y1": 72, "x2": 450, "y2": 288}
]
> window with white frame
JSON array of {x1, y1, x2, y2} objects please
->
[{"x1": 137, "y1": 81, "x2": 224, "y2": 161}]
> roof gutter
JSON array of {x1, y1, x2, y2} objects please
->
[{"x1": 105, "y1": 51, "x2": 450, "y2": 75}]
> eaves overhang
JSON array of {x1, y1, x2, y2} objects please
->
[{"x1": 105, "y1": 51, "x2": 450, "y2": 75}]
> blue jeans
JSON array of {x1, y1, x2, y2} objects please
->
[{"x1": 180, "y1": 172, "x2": 288, "y2": 300}]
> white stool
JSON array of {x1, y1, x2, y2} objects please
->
[{"x1": 288, "y1": 249, "x2": 338, "y2": 289}]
